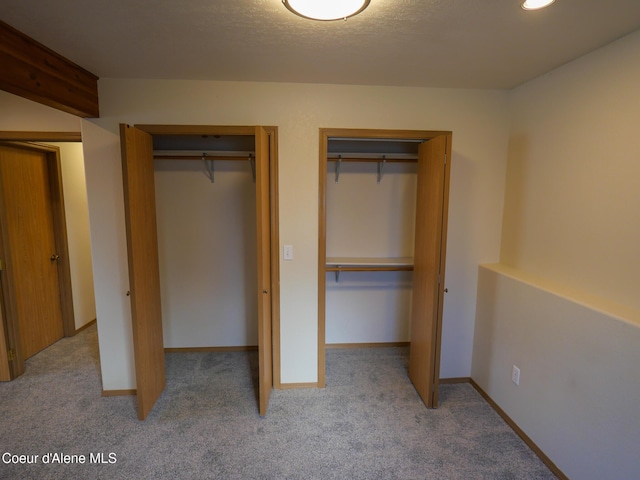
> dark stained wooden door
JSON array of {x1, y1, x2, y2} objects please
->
[
  {"x1": 0, "y1": 144, "x2": 64, "y2": 359},
  {"x1": 120, "y1": 124, "x2": 166, "y2": 420},
  {"x1": 408, "y1": 134, "x2": 450, "y2": 408}
]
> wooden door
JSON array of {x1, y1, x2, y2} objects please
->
[
  {"x1": 255, "y1": 126, "x2": 272, "y2": 416},
  {"x1": 120, "y1": 124, "x2": 165, "y2": 420},
  {"x1": 408, "y1": 134, "x2": 450, "y2": 408},
  {"x1": 0, "y1": 144, "x2": 64, "y2": 360}
]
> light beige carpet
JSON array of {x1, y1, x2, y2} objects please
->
[{"x1": 0, "y1": 326, "x2": 556, "y2": 479}]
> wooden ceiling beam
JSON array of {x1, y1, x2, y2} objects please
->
[{"x1": 0, "y1": 20, "x2": 99, "y2": 118}]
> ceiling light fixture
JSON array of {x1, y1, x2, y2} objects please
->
[
  {"x1": 521, "y1": 0, "x2": 555, "y2": 10},
  {"x1": 283, "y1": 0, "x2": 371, "y2": 21}
]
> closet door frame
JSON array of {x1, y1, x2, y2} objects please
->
[
  {"x1": 317, "y1": 128, "x2": 451, "y2": 408},
  {"x1": 127, "y1": 124, "x2": 280, "y2": 417}
]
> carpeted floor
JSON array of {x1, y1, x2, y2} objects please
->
[{"x1": 0, "y1": 326, "x2": 556, "y2": 479}]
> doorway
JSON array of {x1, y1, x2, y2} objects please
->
[
  {"x1": 317, "y1": 128, "x2": 451, "y2": 408},
  {"x1": 0, "y1": 141, "x2": 76, "y2": 378},
  {"x1": 120, "y1": 124, "x2": 280, "y2": 420}
]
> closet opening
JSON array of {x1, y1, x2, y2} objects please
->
[
  {"x1": 318, "y1": 128, "x2": 451, "y2": 408},
  {"x1": 153, "y1": 133, "x2": 258, "y2": 347},
  {"x1": 120, "y1": 125, "x2": 279, "y2": 420}
]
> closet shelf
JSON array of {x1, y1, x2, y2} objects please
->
[
  {"x1": 326, "y1": 257, "x2": 413, "y2": 282},
  {"x1": 326, "y1": 257, "x2": 414, "y2": 271}
]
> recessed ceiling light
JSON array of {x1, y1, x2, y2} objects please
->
[
  {"x1": 283, "y1": 0, "x2": 371, "y2": 21},
  {"x1": 521, "y1": 0, "x2": 556, "y2": 10}
]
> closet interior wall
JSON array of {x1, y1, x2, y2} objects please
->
[
  {"x1": 152, "y1": 134, "x2": 258, "y2": 348},
  {"x1": 325, "y1": 138, "x2": 419, "y2": 345}
]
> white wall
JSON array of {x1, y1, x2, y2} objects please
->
[
  {"x1": 472, "y1": 30, "x2": 640, "y2": 478},
  {"x1": 51, "y1": 142, "x2": 96, "y2": 330},
  {"x1": 473, "y1": 265, "x2": 640, "y2": 480},
  {"x1": 84, "y1": 80, "x2": 509, "y2": 388},
  {"x1": 155, "y1": 159, "x2": 258, "y2": 347}
]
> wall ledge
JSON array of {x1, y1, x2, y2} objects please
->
[{"x1": 480, "y1": 263, "x2": 640, "y2": 328}]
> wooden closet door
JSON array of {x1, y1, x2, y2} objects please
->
[
  {"x1": 255, "y1": 126, "x2": 272, "y2": 416},
  {"x1": 409, "y1": 134, "x2": 449, "y2": 408},
  {"x1": 120, "y1": 124, "x2": 165, "y2": 420}
]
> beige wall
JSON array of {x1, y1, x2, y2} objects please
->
[
  {"x1": 501, "y1": 30, "x2": 640, "y2": 311},
  {"x1": 0, "y1": 91, "x2": 81, "y2": 132},
  {"x1": 81, "y1": 120, "x2": 135, "y2": 389},
  {"x1": 155, "y1": 159, "x2": 258, "y2": 347},
  {"x1": 472, "y1": 30, "x2": 640, "y2": 479},
  {"x1": 52, "y1": 142, "x2": 96, "y2": 330},
  {"x1": 84, "y1": 80, "x2": 510, "y2": 388},
  {"x1": 473, "y1": 265, "x2": 640, "y2": 480}
]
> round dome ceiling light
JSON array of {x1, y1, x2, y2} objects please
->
[
  {"x1": 283, "y1": 0, "x2": 371, "y2": 21},
  {"x1": 521, "y1": 0, "x2": 556, "y2": 10}
]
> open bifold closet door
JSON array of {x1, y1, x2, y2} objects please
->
[
  {"x1": 255, "y1": 126, "x2": 272, "y2": 416},
  {"x1": 408, "y1": 134, "x2": 449, "y2": 408},
  {"x1": 120, "y1": 124, "x2": 276, "y2": 420},
  {"x1": 120, "y1": 125, "x2": 166, "y2": 421}
]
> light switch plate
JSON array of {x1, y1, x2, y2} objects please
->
[{"x1": 512, "y1": 365, "x2": 520, "y2": 386}]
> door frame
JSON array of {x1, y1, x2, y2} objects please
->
[
  {"x1": 0, "y1": 135, "x2": 78, "y2": 379},
  {"x1": 130, "y1": 124, "x2": 281, "y2": 409},
  {"x1": 317, "y1": 128, "x2": 451, "y2": 406}
]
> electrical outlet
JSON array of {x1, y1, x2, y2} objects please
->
[
  {"x1": 512, "y1": 365, "x2": 521, "y2": 386},
  {"x1": 283, "y1": 244, "x2": 293, "y2": 261}
]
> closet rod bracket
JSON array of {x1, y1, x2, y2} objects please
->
[
  {"x1": 377, "y1": 155, "x2": 386, "y2": 184},
  {"x1": 249, "y1": 154, "x2": 256, "y2": 182},
  {"x1": 203, "y1": 153, "x2": 214, "y2": 183}
]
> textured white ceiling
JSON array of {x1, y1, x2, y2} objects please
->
[{"x1": 2, "y1": 0, "x2": 640, "y2": 89}]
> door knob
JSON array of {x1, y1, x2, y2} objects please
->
[
  {"x1": 50, "y1": 254, "x2": 60, "y2": 261},
  {"x1": 263, "y1": 289, "x2": 268, "y2": 294}
]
